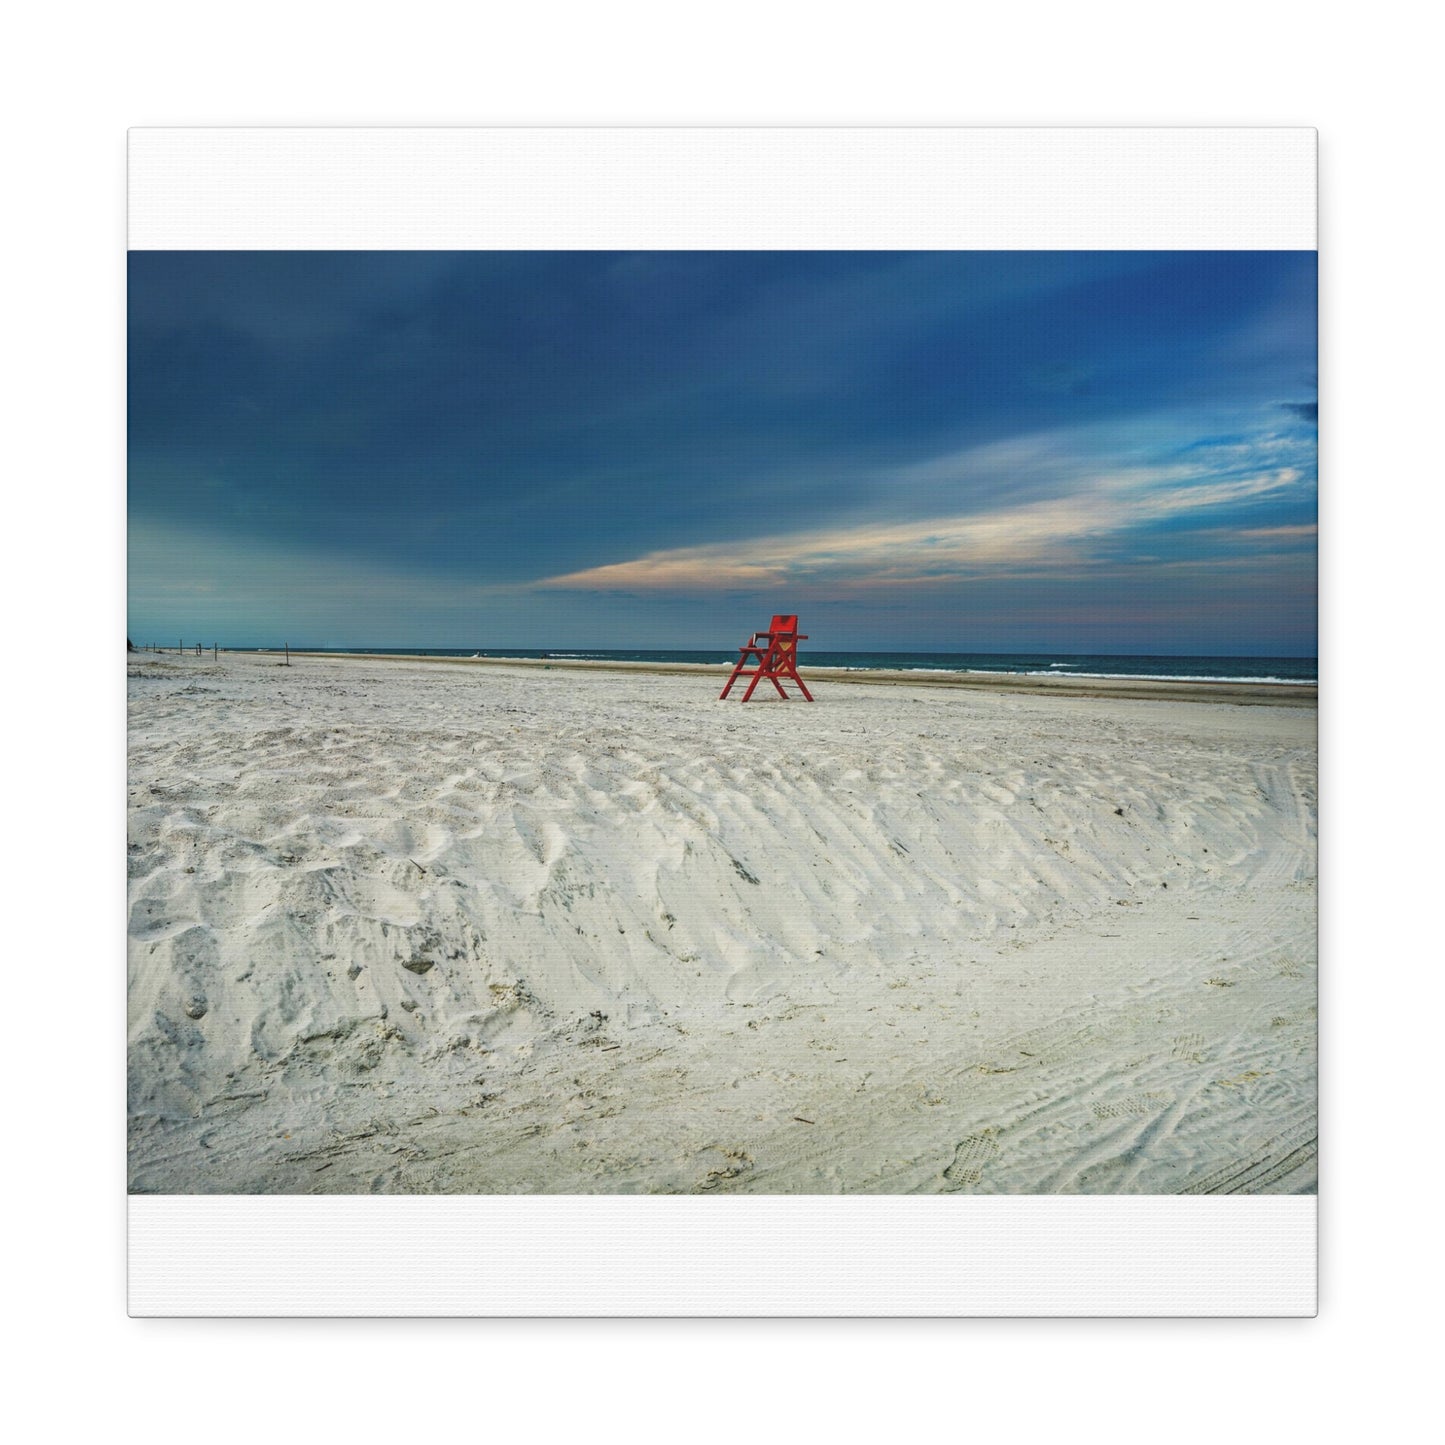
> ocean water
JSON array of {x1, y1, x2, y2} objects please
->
[{"x1": 236, "y1": 647, "x2": 1317, "y2": 684}]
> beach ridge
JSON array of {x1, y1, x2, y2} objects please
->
[{"x1": 127, "y1": 652, "x2": 1316, "y2": 1196}]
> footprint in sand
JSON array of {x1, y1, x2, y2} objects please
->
[
  {"x1": 942, "y1": 1131, "x2": 999, "y2": 1188},
  {"x1": 1092, "y1": 1092, "x2": 1170, "y2": 1119}
]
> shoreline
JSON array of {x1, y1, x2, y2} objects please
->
[{"x1": 157, "y1": 649, "x2": 1317, "y2": 707}]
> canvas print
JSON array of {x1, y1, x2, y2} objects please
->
[{"x1": 127, "y1": 250, "x2": 1317, "y2": 1196}]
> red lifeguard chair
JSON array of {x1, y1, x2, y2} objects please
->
[{"x1": 719, "y1": 614, "x2": 814, "y2": 701}]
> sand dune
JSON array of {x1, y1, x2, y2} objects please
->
[{"x1": 127, "y1": 651, "x2": 1316, "y2": 1194}]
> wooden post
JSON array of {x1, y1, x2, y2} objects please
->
[{"x1": 284, "y1": 641, "x2": 290, "y2": 666}]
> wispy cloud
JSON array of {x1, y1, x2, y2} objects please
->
[
  {"x1": 1232, "y1": 523, "x2": 1318, "y2": 541},
  {"x1": 536, "y1": 440, "x2": 1311, "y2": 595}
]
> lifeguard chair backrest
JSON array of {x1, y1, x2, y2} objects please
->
[{"x1": 767, "y1": 614, "x2": 798, "y2": 654}]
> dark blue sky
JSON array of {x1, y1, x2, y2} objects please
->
[{"x1": 128, "y1": 251, "x2": 1316, "y2": 653}]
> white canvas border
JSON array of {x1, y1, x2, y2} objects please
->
[
  {"x1": 127, "y1": 127, "x2": 1316, "y2": 251},
  {"x1": 129, "y1": 1195, "x2": 1316, "y2": 1316},
  {"x1": 126, "y1": 127, "x2": 1318, "y2": 1317}
]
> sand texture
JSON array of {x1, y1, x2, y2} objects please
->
[{"x1": 127, "y1": 652, "x2": 1316, "y2": 1194}]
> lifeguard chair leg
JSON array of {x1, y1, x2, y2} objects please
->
[
  {"x1": 741, "y1": 648, "x2": 791, "y2": 700},
  {"x1": 741, "y1": 669, "x2": 789, "y2": 701},
  {"x1": 719, "y1": 661, "x2": 747, "y2": 699},
  {"x1": 770, "y1": 636, "x2": 811, "y2": 701},
  {"x1": 720, "y1": 641, "x2": 765, "y2": 698}
]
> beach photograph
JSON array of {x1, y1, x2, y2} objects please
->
[{"x1": 127, "y1": 249, "x2": 1317, "y2": 1196}]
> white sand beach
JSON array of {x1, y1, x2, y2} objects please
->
[{"x1": 127, "y1": 651, "x2": 1316, "y2": 1195}]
